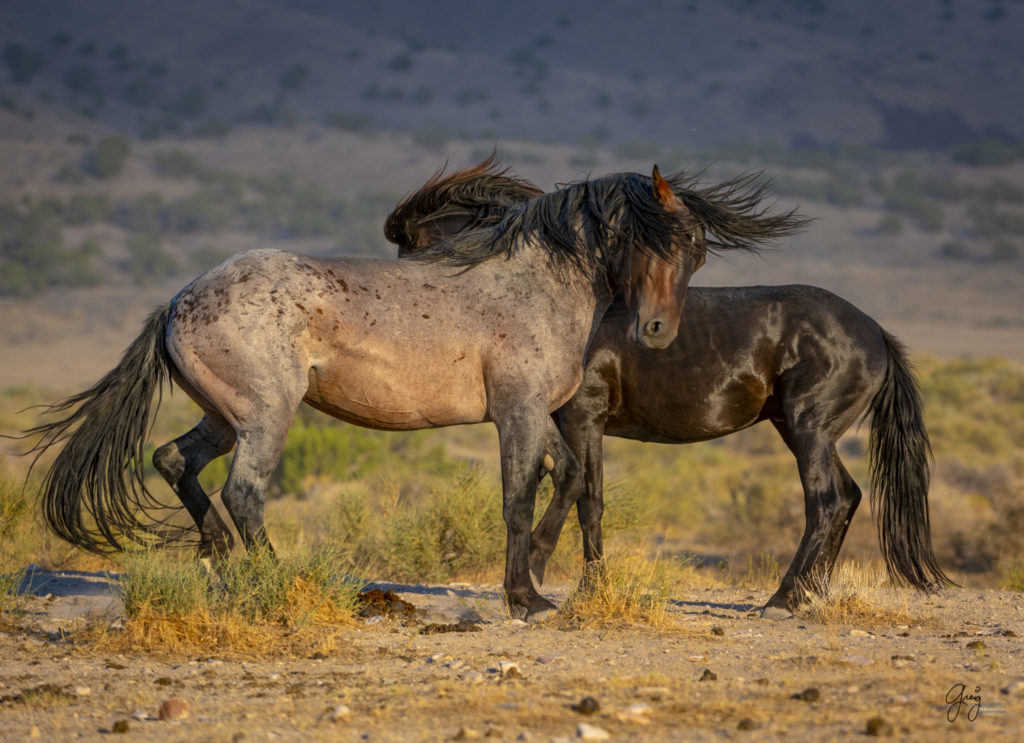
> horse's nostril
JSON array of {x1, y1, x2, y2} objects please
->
[{"x1": 647, "y1": 320, "x2": 663, "y2": 336}]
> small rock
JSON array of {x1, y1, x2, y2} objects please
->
[
  {"x1": 792, "y1": 687, "x2": 820, "y2": 702},
  {"x1": 536, "y1": 655, "x2": 563, "y2": 665},
  {"x1": 890, "y1": 654, "x2": 915, "y2": 667},
  {"x1": 575, "y1": 696, "x2": 600, "y2": 715},
  {"x1": 1001, "y1": 629, "x2": 1018, "y2": 637},
  {"x1": 849, "y1": 629, "x2": 870, "y2": 637},
  {"x1": 636, "y1": 685, "x2": 669, "y2": 700},
  {"x1": 448, "y1": 659, "x2": 465, "y2": 670},
  {"x1": 453, "y1": 726, "x2": 482, "y2": 740},
  {"x1": 28, "y1": 727, "x2": 41, "y2": 739},
  {"x1": 1001, "y1": 678, "x2": 1024, "y2": 695},
  {"x1": 484, "y1": 725, "x2": 504, "y2": 738},
  {"x1": 499, "y1": 661, "x2": 521, "y2": 678},
  {"x1": 866, "y1": 716, "x2": 893, "y2": 737},
  {"x1": 516, "y1": 733, "x2": 537, "y2": 742},
  {"x1": 710, "y1": 626, "x2": 725, "y2": 636},
  {"x1": 73, "y1": 685, "x2": 91, "y2": 696},
  {"x1": 699, "y1": 668, "x2": 717, "y2": 681},
  {"x1": 737, "y1": 718, "x2": 759, "y2": 730},
  {"x1": 966, "y1": 640, "x2": 986, "y2": 651},
  {"x1": 465, "y1": 672, "x2": 484, "y2": 685},
  {"x1": 329, "y1": 704, "x2": 351, "y2": 722},
  {"x1": 615, "y1": 702, "x2": 651, "y2": 724},
  {"x1": 428, "y1": 654, "x2": 445, "y2": 664},
  {"x1": 158, "y1": 698, "x2": 190, "y2": 721},
  {"x1": 576, "y1": 722, "x2": 610, "y2": 740},
  {"x1": 111, "y1": 719, "x2": 130, "y2": 734}
]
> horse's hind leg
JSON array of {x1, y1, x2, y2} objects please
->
[
  {"x1": 153, "y1": 414, "x2": 237, "y2": 557},
  {"x1": 763, "y1": 429, "x2": 842, "y2": 617},
  {"x1": 816, "y1": 456, "x2": 862, "y2": 576}
]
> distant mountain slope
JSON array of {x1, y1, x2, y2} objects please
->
[{"x1": 1, "y1": 0, "x2": 1021, "y2": 149}]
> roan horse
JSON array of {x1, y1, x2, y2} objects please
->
[
  {"x1": 28, "y1": 166, "x2": 713, "y2": 620},
  {"x1": 386, "y1": 157, "x2": 953, "y2": 617}
]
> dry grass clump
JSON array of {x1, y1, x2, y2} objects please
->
[
  {"x1": 103, "y1": 544, "x2": 361, "y2": 655},
  {"x1": 557, "y1": 552, "x2": 675, "y2": 629},
  {"x1": 797, "y1": 560, "x2": 917, "y2": 627}
]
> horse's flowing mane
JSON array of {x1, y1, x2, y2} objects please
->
[
  {"x1": 384, "y1": 152, "x2": 543, "y2": 247},
  {"x1": 407, "y1": 169, "x2": 701, "y2": 275},
  {"x1": 387, "y1": 157, "x2": 810, "y2": 260}
]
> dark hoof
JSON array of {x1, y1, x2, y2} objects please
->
[
  {"x1": 507, "y1": 593, "x2": 558, "y2": 623},
  {"x1": 525, "y1": 596, "x2": 558, "y2": 624},
  {"x1": 761, "y1": 605, "x2": 794, "y2": 621}
]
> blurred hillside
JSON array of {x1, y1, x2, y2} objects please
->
[
  {"x1": 1, "y1": 0, "x2": 1022, "y2": 150},
  {"x1": 0, "y1": 0, "x2": 1022, "y2": 388}
]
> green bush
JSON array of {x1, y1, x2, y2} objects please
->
[
  {"x1": 64, "y1": 192, "x2": 111, "y2": 225},
  {"x1": 153, "y1": 150, "x2": 201, "y2": 178},
  {"x1": 0, "y1": 200, "x2": 100, "y2": 296},
  {"x1": 89, "y1": 135, "x2": 131, "y2": 179},
  {"x1": 126, "y1": 233, "x2": 177, "y2": 281},
  {"x1": 279, "y1": 62, "x2": 309, "y2": 91}
]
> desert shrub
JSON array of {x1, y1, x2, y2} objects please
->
[
  {"x1": 153, "y1": 149, "x2": 201, "y2": 178},
  {"x1": 166, "y1": 187, "x2": 238, "y2": 233},
  {"x1": 65, "y1": 64, "x2": 101, "y2": 100},
  {"x1": 1006, "y1": 560, "x2": 1024, "y2": 592},
  {"x1": 990, "y1": 239, "x2": 1020, "y2": 261},
  {"x1": 272, "y1": 410, "x2": 449, "y2": 499},
  {"x1": 2, "y1": 43, "x2": 47, "y2": 84},
  {"x1": 126, "y1": 233, "x2": 177, "y2": 280},
  {"x1": 982, "y1": 178, "x2": 1024, "y2": 204},
  {"x1": 968, "y1": 202, "x2": 1024, "y2": 238},
  {"x1": 64, "y1": 192, "x2": 111, "y2": 225},
  {"x1": 169, "y1": 85, "x2": 206, "y2": 118},
  {"x1": 123, "y1": 76, "x2": 158, "y2": 107},
  {"x1": 279, "y1": 62, "x2": 309, "y2": 91},
  {"x1": 388, "y1": 53, "x2": 413, "y2": 72},
  {"x1": 323, "y1": 110, "x2": 372, "y2": 131},
  {"x1": 376, "y1": 467, "x2": 503, "y2": 582},
  {"x1": 116, "y1": 544, "x2": 360, "y2": 651},
  {"x1": 0, "y1": 200, "x2": 100, "y2": 296},
  {"x1": 118, "y1": 192, "x2": 164, "y2": 233},
  {"x1": 876, "y1": 212, "x2": 903, "y2": 234},
  {"x1": 952, "y1": 137, "x2": 1022, "y2": 166},
  {"x1": 88, "y1": 135, "x2": 131, "y2": 179},
  {"x1": 938, "y1": 239, "x2": 968, "y2": 260},
  {"x1": 559, "y1": 553, "x2": 673, "y2": 628}
]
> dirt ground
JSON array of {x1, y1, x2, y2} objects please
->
[{"x1": 1, "y1": 569, "x2": 1021, "y2": 742}]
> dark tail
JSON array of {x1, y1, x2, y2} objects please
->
[
  {"x1": 25, "y1": 304, "x2": 174, "y2": 553},
  {"x1": 868, "y1": 332, "x2": 954, "y2": 590}
]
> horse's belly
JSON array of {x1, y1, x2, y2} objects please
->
[{"x1": 304, "y1": 358, "x2": 487, "y2": 431}]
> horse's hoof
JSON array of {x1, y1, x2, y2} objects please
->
[
  {"x1": 761, "y1": 605, "x2": 794, "y2": 621},
  {"x1": 525, "y1": 603, "x2": 558, "y2": 624}
]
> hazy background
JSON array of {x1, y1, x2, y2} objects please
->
[{"x1": 1, "y1": 0, "x2": 1022, "y2": 585}]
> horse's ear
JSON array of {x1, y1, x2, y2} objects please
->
[{"x1": 652, "y1": 165, "x2": 675, "y2": 206}]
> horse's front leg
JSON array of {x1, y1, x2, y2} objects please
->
[{"x1": 495, "y1": 406, "x2": 558, "y2": 622}]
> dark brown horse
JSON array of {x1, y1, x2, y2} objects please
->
[
  {"x1": 387, "y1": 158, "x2": 952, "y2": 617},
  {"x1": 27, "y1": 165, "x2": 714, "y2": 620}
]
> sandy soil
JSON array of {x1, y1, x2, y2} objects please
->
[{"x1": 1, "y1": 570, "x2": 1022, "y2": 742}]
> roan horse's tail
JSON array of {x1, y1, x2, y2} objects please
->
[
  {"x1": 26, "y1": 304, "x2": 174, "y2": 553},
  {"x1": 867, "y1": 331, "x2": 954, "y2": 590}
]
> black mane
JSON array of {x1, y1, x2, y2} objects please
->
[{"x1": 408, "y1": 171, "x2": 699, "y2": 274}]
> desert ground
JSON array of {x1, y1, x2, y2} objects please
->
[{"x1": 0, "y1": 567, "x2": 1022, "y2": 742}]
